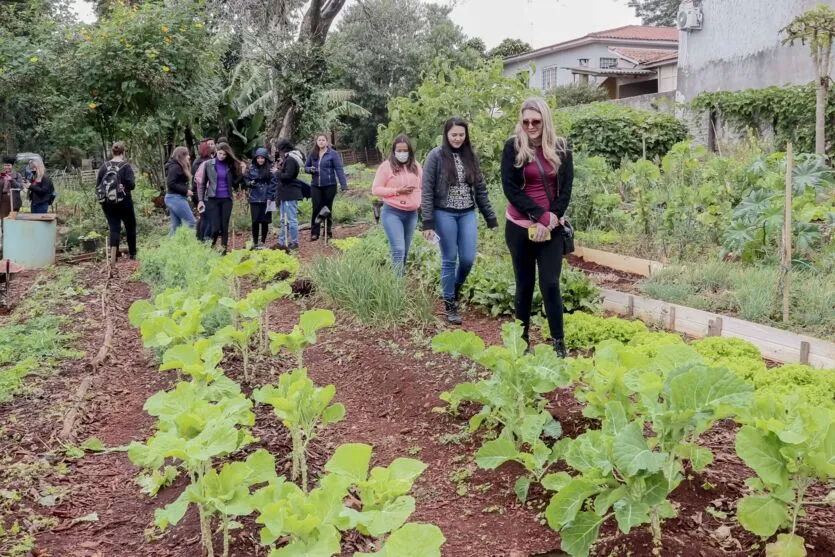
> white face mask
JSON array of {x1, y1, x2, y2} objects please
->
[{"x1": 394, "y1": 152, "x2": 409, "y2": 163}]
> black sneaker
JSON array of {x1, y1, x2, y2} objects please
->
[
  {"x1": 553, "y1": 338, "x2": 567, "y2": 359},
  {"x1": 289, "y1": 243, "x2": 299, "y2": 250},
  {"x1": 310, "y1": 235, "x2": 319, "y2": 242},
  {"x1": 444, "y1": 298, "x2": 462, "y2": 325}
]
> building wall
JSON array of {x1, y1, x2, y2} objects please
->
[
  {"x1": 657, "y1": 63, "x2": 677, "y2": 92},
  {"x1": 677, "y1": 0, "x2": 827, "y2": 100},
  {"x1": 504, "y1": 40, "x2": 676, "y2": 91}
]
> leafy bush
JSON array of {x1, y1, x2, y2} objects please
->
[
  {"x1": 751, "y1": 363, "x2": 835, "y2": 408},
  {"x1": 543, "y1": 312, "x2": 648, "y2": 349},
  {"x1": 136, "y1": 227, "x2": 223, "y2": 295},
  {"x1": 550, "y1": 83, "x2": 609, "y2": 108},
  {"x1": 558, "y1": 102, "x2": 688, "y2": 167}
]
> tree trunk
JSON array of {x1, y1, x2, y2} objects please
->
[
  {"x1": 184, "y1": 124, "x2": 196, "y2": 158},
  {"x1": 816, "y1": 77, "x2": 827, "y2": 154}
]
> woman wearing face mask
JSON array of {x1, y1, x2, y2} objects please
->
[
  {"x1": 304, "y1": 133, "x2": 347, "y2": 241},
  {"x1": 196, "y1": 142, "x2": 241, "y2": 254},
  {"x1": 372, "y1": 135, "x2": 422, "y2": 274},
  {"x1": 422, "y1": 117, "x2": 498, "y2": 325},
  {"x1": 501, "y1": 97, "x2": 573, "y2": 358}
]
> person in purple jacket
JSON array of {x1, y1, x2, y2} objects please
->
[{"x1": 196, "y1": 142, "x2": 241, "y2": 254}]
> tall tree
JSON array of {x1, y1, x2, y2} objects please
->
[
  {"x1": 487, "y1": 38, "x2": 532, "y2": 59},
  {"x1": 213, "y1": 0, "x2": 347, "y2": 143},
  {"x1": 782, "y1": 4, "x2": 835, "y2": 154},
  {"x1": 626, "y1": 0, "x2": 680, "y2": 27},
  {"x1": 326, "y1": 0, "x2": 474, "y2": 147}
]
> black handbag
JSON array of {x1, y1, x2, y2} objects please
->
[{"x1": 532, "y1": 157, "x2": 574, "y2": 255}]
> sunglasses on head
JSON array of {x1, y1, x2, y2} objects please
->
[{"x1": 522, "y1": 119, "x2": 542, "y2": 128}]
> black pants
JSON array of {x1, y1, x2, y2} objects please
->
[
  {"x1": 310, "y1": 185, "x2": 337, "y2": 239},
  {"x1": 193, "y1": 199, "x2": 209, "y2": 241},
  {"x1": 505, "y1": 221, "x2": 565, "y2": 341},
  {"x1": 206, "y1": 197, "x2": 233, "y2": 248},
  {"x1": 101, "y1": 197, "x2": 137, "y2": 256}
]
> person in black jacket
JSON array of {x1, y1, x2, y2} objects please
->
[
  {"x1": 275, "y1": 139, "x2": 306, "y2": 250},
  {"x1": 191, "y1": 138, "x2": 215, "y2": 241},
  {"x1": 164, "y1": 146, "x2": 196, "y2": 234},
  {"x1": 421, "y1": 117, "x2": 498, "y2": 325},
  {"x1": 1, "y1": 155, "x2": 23, "y2": 218},
  {"x1": 245, "y1": 147, "x2": 277, "y2": 249},
  {"x1": 501, "y1": 97, "x2": 573, "y2": 357},
  {"x1": 26, "y1": 159, "x2": 54, "y2": 214},
  {"x1": 97, "y1": 142, "x2": 138, "y2": 262}
]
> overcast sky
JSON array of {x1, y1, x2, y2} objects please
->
[{"x1": 71, "y1": 0, "x2": 640, "y2": 49}]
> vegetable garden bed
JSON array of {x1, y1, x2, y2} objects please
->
[{"x1": 1, "y1": 225, "x2": 833, "y2": 557}]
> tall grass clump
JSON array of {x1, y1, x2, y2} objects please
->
[{"x1": 308, "y1": 252, "x2": 435, "y2": 327}]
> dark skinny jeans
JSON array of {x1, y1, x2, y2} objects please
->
[
  {"x1": 505, "y1": 220, "x2": 565, "y2": 341},
  {"x1": 101, "y1": 197, "x2": 137, "y2": 256},
  {"x1": 206, "y1": 197, "x2": 233, "y2": 248}
]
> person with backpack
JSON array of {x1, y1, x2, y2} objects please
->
[
  {"x1": 97, "y1": 142, "x2": 137, "y2": 263},
  {"x1": 421, "y1": 117, "x2": 498, "y2": 325},
  {"x1": 304, "y1": 134, "x2": 347, "y2": 241},
  {"x1": 164, "y1": 146, "x2": 196, "y2": 235},
  {"x1": 501, "y1": 97, "x2": 574, "y2": 358},
  {"x1": 245, "y1": 147, "x2": 276, "y2": 250},
  {"x1": 196, "y1": 142, "x2": 241, "y2": 254},
  {"x1": 191, "y1": 138, "x2": 215, "y2": 241},
  {"x1": 26, "y1": 159, "x2": 54, "y2": 214}
]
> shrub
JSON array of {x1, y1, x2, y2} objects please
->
[
  {"x1": 550, "y1": 83, "x2": 609, "y2": 108},
  {"x1": 136, "y1": 227, "x2": 223, "y2": 294},
  {"x1": 559, "y1": 102, "x2": 688, "y2": 167},
  {"x1": 543, "y1": 311, "x2": 648, "y2": 348}
]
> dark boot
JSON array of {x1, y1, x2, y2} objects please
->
[
  {"x1": 444, "y1": 298, "x2": 462, "y2": 325},
  {"x1": 454, "y1": 282, "x2": 464, "y2": 301},
  {"x1": 553, "y1": 338, "x2": 567, "y2": 359},
  {"x1": 522, "y1": 328, "x2": 531, "y2": 355}
]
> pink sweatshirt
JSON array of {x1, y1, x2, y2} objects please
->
[{"x1": 372, "y1": 161, "x2": 422, "y2": 211}]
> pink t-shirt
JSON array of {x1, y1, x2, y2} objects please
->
[
  {"x1": 372, "y1": 160, "x2": 423, "y2": 211},
  {"x1": 506, "y1": 149, "x2": 557, "y2": 228}
]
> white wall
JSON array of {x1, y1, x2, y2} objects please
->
[
  {"x1": 678, "y1": 0, "x2": 830, "y2": 100},
  {"x1": 658, "y1": 63, "x2": 677, "y2": 92},
  {"x1": 504, "y1": 40, "x2": 675, "y2": 90}
]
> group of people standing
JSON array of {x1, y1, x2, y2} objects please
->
[
  {"x1": 1, "y1": 155, "x2": 55, "y2": 217},
  {"x1": 372, "y1": 96, "x2": 573, "y2": 356}
]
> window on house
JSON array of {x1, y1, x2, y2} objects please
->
[
  {"x1": 599, "y1": 57, "x2": 618, "y2": 69},
  {"x1": 541, "y1": 65, "x2": 559, "y2": 90},
  {"x1": 578, "y1": 58, "x2": 589, "y2": 67}
]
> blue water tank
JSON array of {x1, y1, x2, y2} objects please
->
[{"x1": 2, "y1": 214, "x2": 57, "y2": 269}]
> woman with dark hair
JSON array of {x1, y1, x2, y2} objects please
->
[
  {"x1": 422, "y1": 117, "x2": 497, "y2": 324},
  {"x1": 196, "y1": 142, "x2": 240, "y2": 254},
  {"x1": 164, "y1": 146, "x2": 196, "y2": 235},
  {"x1": 275, "y1": 139, "x2": 306, "y2": 250},
  {"x1": 245, "y1": 147, "x2": 277, "y2": 249},
  {"x1": 372, "y1": 134, "x2": 422, "y2": 274},
  {"x1": 304, "y1": 133, "x2": 347, "y2": 241},
  {"x1": 26, "y1": 158, "x2": 54, "y2": 214},
  {"x1": 192, "y1": 138, "x2": 215, "y2": 241},
  {"x1": 98, "y1": 141, "x2": 137, "y2": 262}
]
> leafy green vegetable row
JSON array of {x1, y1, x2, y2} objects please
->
[{"x1": 434, "y1": 317, "x2": 834, "y2": 557}]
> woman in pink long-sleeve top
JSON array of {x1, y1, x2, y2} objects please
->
[{"x1": 371, "y1": 134, "x2": 423, "y2": 275}]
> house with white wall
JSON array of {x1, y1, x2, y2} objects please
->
[{"x1": 502, "y1": 25, "x2": 678, "y2": 99}]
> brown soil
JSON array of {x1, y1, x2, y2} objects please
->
[
  {"x1": 1, "y1": 224, "x2": 833, "y2": 557},
  {"x1": 565, "y1": 253, "x2": 644, "y2": 294}
]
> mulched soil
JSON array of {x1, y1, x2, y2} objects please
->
[
  {"x1": 565, "y1": 253, "x2": 644, "y2": 294},
  {"x1": 1, "y1": 224, "x2": 833, "y2": 557}
]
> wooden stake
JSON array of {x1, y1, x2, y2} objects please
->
[
  {"x1": 799, "y1": 341, "x2": 810, "y2": 365},
  {"x1": 627, "y1": 295, "x2": 635, "y2": 317},
  {"x1": 668, "y1": 306, "x2": 676, "y2": 331},
  {"x1": 783, "y1": 143, "x2": 793, "y2": 324},
  {"x1": 708, "y1": 316, "x2": 723, "y2": 337}
]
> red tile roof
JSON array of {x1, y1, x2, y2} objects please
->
[
  {"x1": 590, "y1": 25, "x2": 679, "y2": 42},
  {"x1": 610, "y1": 47, "x2": 678, "y2": 64}
]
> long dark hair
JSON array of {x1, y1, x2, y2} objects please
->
[
  {"x1": 388, "y1": 134, "x2": 418, "y2": 175},
  {"x1": 440, "y1": 117, "x2": 478, "y2": 186},
  {"x1": 171, "y1": 146, "x2": 191, "y2": 182},
  {"x1": 215, "y1": 142, "x2": 240, "y2": 178}
]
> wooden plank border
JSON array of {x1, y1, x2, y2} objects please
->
[
  {"x1": 575, "y1": 244, "x2": 665, "y2": 276},
  {"x1": 599, "y1": 288, "x2": 835, "y2": 369}
]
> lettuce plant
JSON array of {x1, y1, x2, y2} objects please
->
[
  {"x1": 128, "y1": 290, "x2": 219, "y2": 351},
  {"x1": 269, "y1": 309, "x2": 335, "y2": 368},
  {"x1": 212, "y1": 320, "x2": 260, "y2": 383},
  {"x1": 253, "y1": 368, "x2": 345, "y2": 492},
  {"x1": 734, "y1": 393, "x2": 835, "y2": 556}
]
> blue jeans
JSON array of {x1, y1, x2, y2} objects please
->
[
  {"x1": 434, "y1": 209, "x2": 477, "y2": 299},
  {"x1": 165, "y1": 193, "x2": 196, "y2": 235},
  {"x1": 381, "y1": 205, "x2": 418, "y2": 275},
  {"x1": 278, "y1": 200, "x2": 299, "y2": 246},
  {"x1": 31, "y1": 202, "x2": 49, "y2": 214}
]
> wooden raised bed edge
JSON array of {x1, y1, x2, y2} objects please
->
[{"x1": 573, "y1": 243, "x2": 834, "y2": 369}]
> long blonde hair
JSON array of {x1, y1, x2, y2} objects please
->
[
  {"x1": 513, "y1": 96, "x2": 567, "y2": 173},
  {"x1": 29, "y1": 158, "x2": 46, "y2": 181}
]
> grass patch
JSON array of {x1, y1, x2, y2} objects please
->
[
  {"x1": 308, "y1": 250, "x2": 435, "y2": 328},
  {"x1": 134, "y1": 227, "x2": 223, "y2": 294}
]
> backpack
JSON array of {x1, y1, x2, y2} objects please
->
[{"x1": 97, "y1": 161, "x2": 125, "y2": 204}]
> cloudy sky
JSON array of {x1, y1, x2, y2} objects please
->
[{"x1": 71, "y1": 0, "x2": 640, "y2": 49}]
